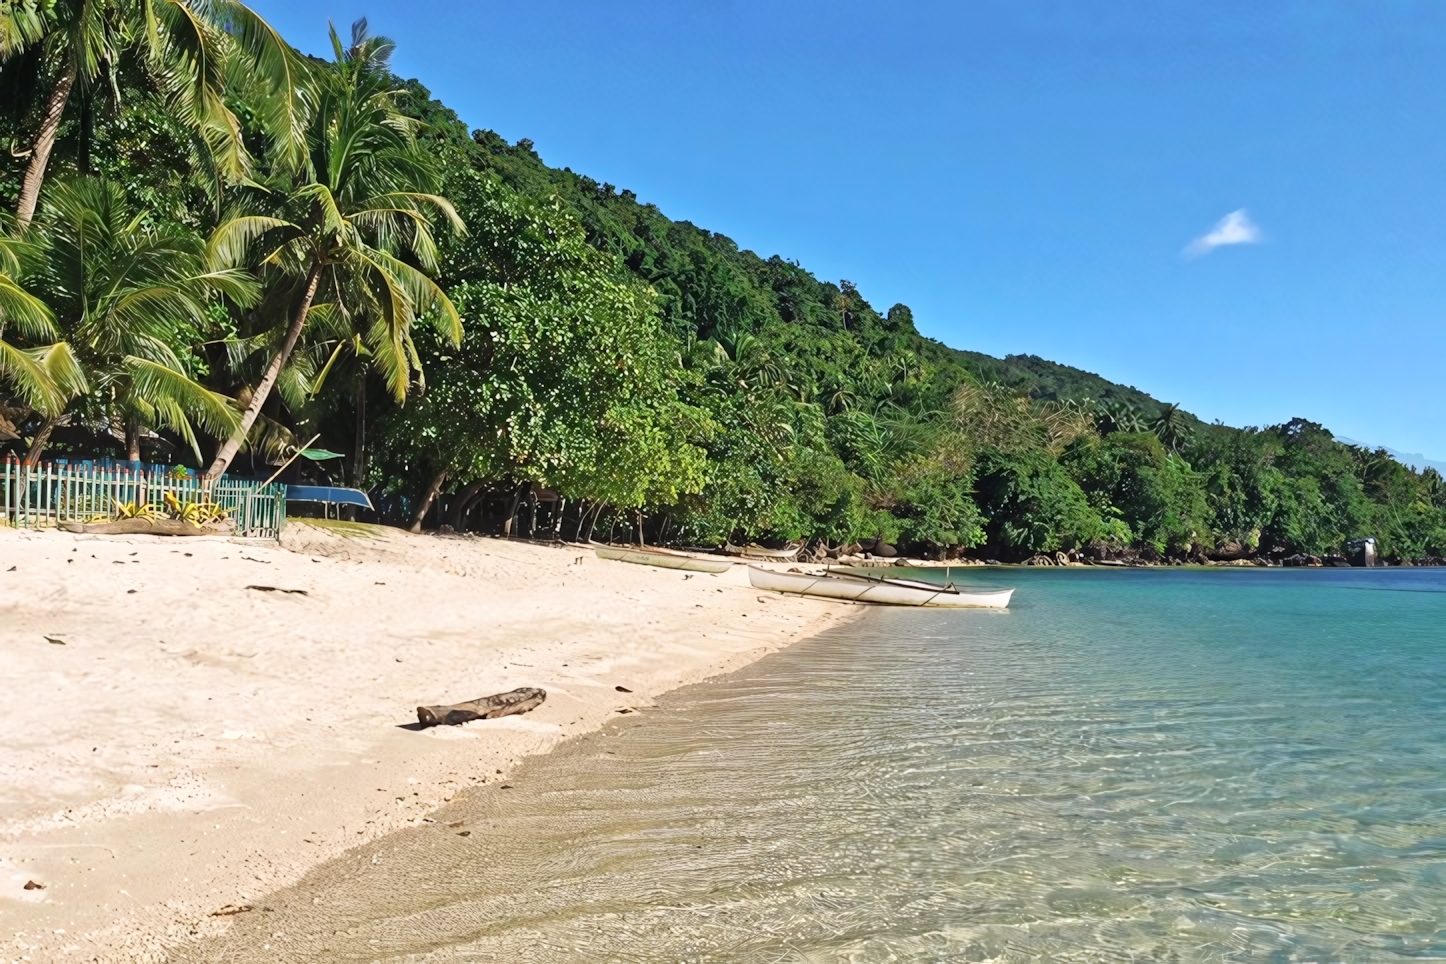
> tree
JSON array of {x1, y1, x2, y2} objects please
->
[
  {"x1": 973, "y1": 447, "x2": 1116, "y2": 558},
  {"x1": 2, "y1": 5, "x2": 1439, "y2": 558},
  {"x1": 373, "y1": 173, "x2": 706, "y2": 530},
  {"x1": 26, "y1": 176, "x2": 251, "y2": 464},
  {"x1": 1066, "y1": 431, "x2": 1210, "y2": 556},
  {"x1": 1266, "y1": 419, "x2": 1375, "y2": 554},
  {"x1": 1186, "y1": 419, "x2": 1390, "y2": 558},
  {"x1": 1098, "y1": 399, "x2": 1147, "y2": 434},
  {"x1": 1, "y1": 0, "x2": 308, "y2": 231},
  {"x1": 203, "y1": 20, "x2": 461, "y2": 479},
  {"x1": 0, "y1": 226, "x2": 85, "y2": 426},
  {"x1": 1150, "y1": 402, "x2": 1192, "y2": 454}
]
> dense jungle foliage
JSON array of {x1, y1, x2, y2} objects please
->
[{"x1": 2, "y1": 7, "x2": 1443, "y2": 561}]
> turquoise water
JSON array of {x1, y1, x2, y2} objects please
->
[{"x1": 194, "y1": 568, "x2": 1446, "y2": 962}]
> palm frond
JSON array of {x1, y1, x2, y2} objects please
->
[
  {"x1": 212, "y1": 0, "x2": 314, "y2": 173},
  {"x1": 246, "y1": 407, "x2": 296, "y2": 461},
  {"x1": 362, "y1": 247, "x2": 462, "y2": 346},
  {"x1": 205, "y1": 215, "x2": 293, "y2": 269},
  {"x1": 362, "y1": 191, "x2": 465, "y2": 235},
  {"x1": 72, "y1": 0, "x2": 114, "y2": 88},
  {"x1": 275, "y1": 349, "x2": 315, "y2": 411},
  {"x1": 146, "y1": 0, "x2": 249, "y2": 182},
  {"x1": 34, "y1": 341, "x2": 88, "y2": 400},
  {"x1": 362, "y1": 309, "x2": 409, "y2": 402},
  {"x1": 295, "y1": 182, "x2": 349, "y2": 239},
  {"x1": 0, "y1": 0, "x2": 48, "y2": 58},
  {"x1": 193, "y1": 267, "x2": 262, "y2": 308},
  {"x1": 300, "y1": 301, "x2": 349, "y2": 339},
  {"x1": 0, "y1": 340, "x2": 68, "y2": 415},
  {"x1": 124, "y1": 355, "x2": 240, "y2": 459},
  {"x1": 0, "y1": 272, "x2": 56, "y2": 341},
  {"x1": 308, "y1": 337, "x2": 351, "y2": 399}
]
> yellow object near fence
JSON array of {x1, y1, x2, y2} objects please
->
[{"x1": 1, "y1": 455, "x2": 286, "y2": 540}]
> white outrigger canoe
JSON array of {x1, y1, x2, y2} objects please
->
[
  {"x1": 723, "y1": 540, "x2": 805, "y2": 561},
  {"x1": 749, "y1": 566, "x2": 1014, "y2": 608},
  {"x1": 594, "y1": 545, "x2": 735, "y2": 573}
]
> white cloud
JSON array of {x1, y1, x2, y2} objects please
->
[{"x1": 1183, "y1": 209, "x2": 1263, "y2": 258}]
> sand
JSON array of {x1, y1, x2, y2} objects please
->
[{"x1": 0, "y1": 522, "x2": 855, "y2": 962}]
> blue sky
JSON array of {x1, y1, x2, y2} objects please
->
[{"x1": 250, "y1": 0, "x2": 1446, "y2": 458}]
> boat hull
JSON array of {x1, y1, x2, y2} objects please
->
[
  {"x1": 748, "y1": 567, "x2": 1013, "y2": 608},
  {"x1": 595, "y1": 546, "x2": 734, "y2": 573},
  {"x1": 723, "y1": 540, "x2": 804, "y2": 561}
]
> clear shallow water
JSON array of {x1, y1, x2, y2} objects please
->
[{"x1": 194, "y1": 568, "x2": 1446, "y2": 963}]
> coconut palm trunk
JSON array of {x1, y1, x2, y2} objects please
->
[
  {"x1": 345, "y1": 378, "x2": 366, "y2": 520},
  {"x1": 23, "y1": 413, "x2": 69, "y2": 467},
  {"x1": 351, "y1": 378, "x2": 366, "y2": 487},
  {"x1": 205, "y1": 261, "x2": 323, "y2": 479},
  {"x1": 125, "y1": 416, "x2": 141, "y2": 462},
  {"x1": 15, "y1": 61, "x2": 76, "y2": 232}
]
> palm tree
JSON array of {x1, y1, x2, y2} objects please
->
[
  {"x1": 2, "y1": 0, "x2": 308, "y2": 231},
  {"x1": 1420, "y1": 467, "x2": 1446, "y2": 509},
  {"x1": 1098, "y1": 399, "x2": 1146, "y2": 435},
  {"x1": 834, "y1": 279, "x2": 856, "y2": 331},
  {"x1": 825, "y1": 381, "x2": 856, "y2": 414},
  {"x1": 202, "y1": 20, "x2": 462, "y2": 479},
  {"x1": 1150, "y1": 402, "x2": 1192, "y2": 454},
  {"x1": 716, "y1": 329, "x2": 788, "y2": 394},
  {"x1": 1038, "y1": 398, "x2": 1098, "y2": 455},
  {"x1": 0, "y1": 230, "x2": 85, "y2": 428},
  {"x1": 26, "y1": 177, "x2": 255, "y2": 465},
  {"x1": 953, "y1": 380, "x2": 1041, "y2": 453}
]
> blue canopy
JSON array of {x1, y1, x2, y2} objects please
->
[{"x1": 285, "y1": 485, "x2": 374, "y2": 510}]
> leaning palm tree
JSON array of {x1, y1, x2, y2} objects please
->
[
  {"x1": 2, "y1": 0, "x2": 309, "y2": 231},
  {"x1": 203, "y1": 20, "x2": 462, "y2": 479},
  {"x1": 27, "y1": 177, "x2": 255, "y2": 464}
]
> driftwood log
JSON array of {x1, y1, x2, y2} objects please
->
[
  {"x1": 417, "y1": 687, "x2": 546, "y2": 727},
  {"x1": 59, "y1": 519, "x2": 219, "y2": 536}
]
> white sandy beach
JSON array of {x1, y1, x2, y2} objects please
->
[{"x1": 0, "y1": 522, "x2": 855, "y2": 962}]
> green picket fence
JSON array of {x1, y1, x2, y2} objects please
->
[{"x1": 1, "y1": 455, "x2": 286, "y2": 540}]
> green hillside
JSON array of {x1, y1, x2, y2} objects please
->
[
  {"x1": 463, "y1": 121, "x2": 1170, "y2": 419},
  {"x1": 1, "y1": 17, "x2": 1442, "y2": 563}
]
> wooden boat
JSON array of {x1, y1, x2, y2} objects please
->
[
  {"x1": 748, "y1": 566, "x2": 1013, "y2": 608},
  {"x1": 723, "y1": 540, "x2": 805, "y2": 561},
  {"x1": 594, "y1": 545, "x2": 734, "y2": 573}
]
